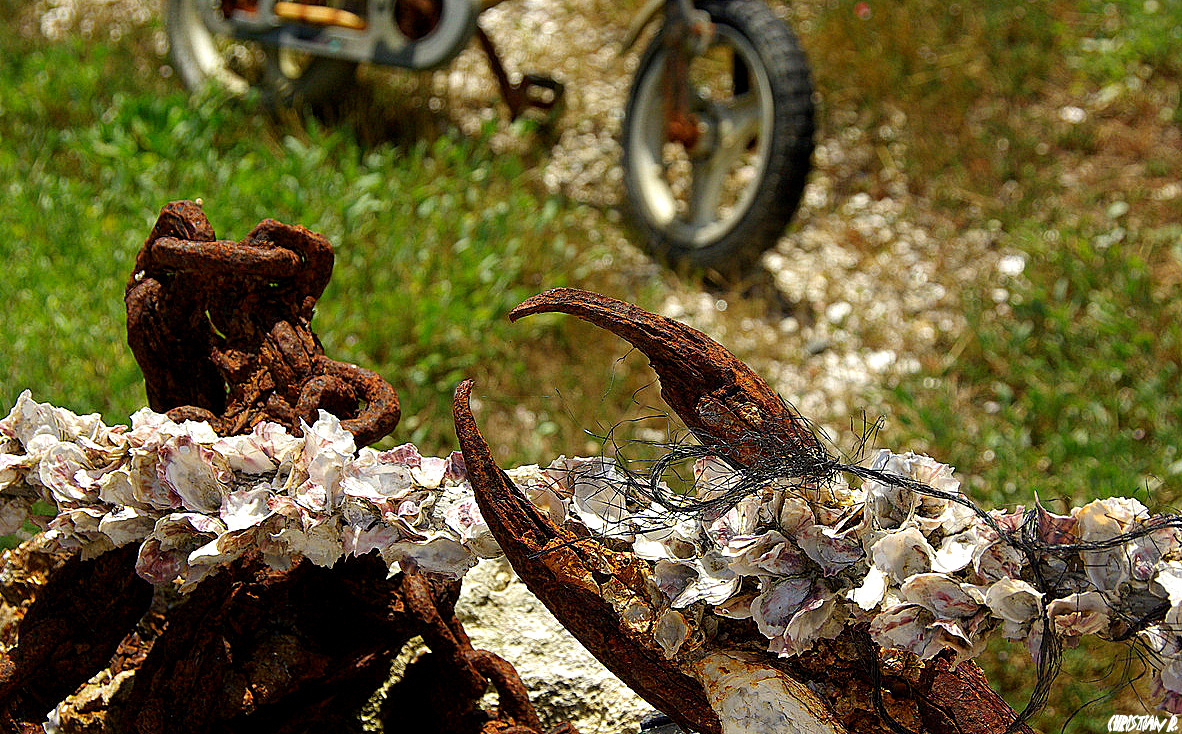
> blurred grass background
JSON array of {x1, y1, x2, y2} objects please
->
[{"x1": 1, "y1": 0, "x2": 1181, "y2": 729}]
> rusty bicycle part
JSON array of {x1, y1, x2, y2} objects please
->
[
  {"x1": 475, "y1": 26, "x2": 565, "y2": 121},
  {"x1": 125, "y1": 200, "x2": 400, "y2": 448}
]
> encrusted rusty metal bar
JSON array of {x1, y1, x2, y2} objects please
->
[
  {"x1": 1, "y1": 203, "x2": 570, "y2": 734},
  {"x1": 454, "y1": 380, "x2": 724, "y2": 734},
  {"x1": 468, "y1": 288, "x2": 1035, "y2": 734}
]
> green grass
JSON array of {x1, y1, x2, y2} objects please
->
[
  {"x1": 3, "y1": 0, "x2": 1182, "y2": 730},
  {"x1": 797, "y1": 2, "x2": 1182, "y2": 729},
  {"x1": 0, "y1": 3, "x2": 673, "y2": 465}
]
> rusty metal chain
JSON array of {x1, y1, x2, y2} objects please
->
[{"x1": 125, "y1": 200, "x2": 400, "y2": 447}]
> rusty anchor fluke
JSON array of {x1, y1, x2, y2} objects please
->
[
  {"x1": 509, "y1": 288, "x2": 824, "y2": 469},
  {"x1": 460, "y1": 288, "x2": 1035, "y2": 734},
  {"x1": 454, "y1": 379, "x2": 724, "y2": 734}
]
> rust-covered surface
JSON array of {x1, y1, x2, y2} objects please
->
[
  {"x1": 484, "y1": 288, "x2": 1035, "y2": 734},
  {"x1": 0, "y1": 203, "x2": 568, "y2": 734},
  {"x1": 125, "y1": 200, "x2": 400, "y2": 447},
  {"x1": 509, "y1": 288, "x2": 823, "y2": 468},
  {"x1": 455, "y1": 380, "x2": 723, "y2": 734}
]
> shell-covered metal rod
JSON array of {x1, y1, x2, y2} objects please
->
[
  {"x1": 453, "y1": 380, "x2": 723, "y2": 734},
  {"x1": 509, "y1": 288, "x2": 825, "y2": 468}
]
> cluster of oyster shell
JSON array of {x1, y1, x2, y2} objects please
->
[{"x1": 4, "y1": 389, "x2": 1182, "y2": 714}]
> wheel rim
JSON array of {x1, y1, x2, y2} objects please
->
[
  {"x1": 627, "y1": 24, "x2": 776, "y2": 248},
  {"x1": 172, "y1": 0, "x2": 321, "y2": 96}
]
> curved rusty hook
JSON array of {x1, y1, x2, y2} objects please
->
[
  {"x1": 453, "y1": 379, "x2": 723, "y2": 734},
  {"x1": 509, "y1": 288, "x2": 824, "y2": 468}
]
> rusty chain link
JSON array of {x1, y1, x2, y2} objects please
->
[{"x1": 125, "y1": 200, "x2": 400, "y2": 447}]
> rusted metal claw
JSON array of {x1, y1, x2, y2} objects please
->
[
  {"x1": 509, "y1": 288, "x2": 824, "y2": 468},
  {"x1": 465, "y1": 289, "x2": 1035, "y2": 734},
  {"x1": 454, "y1": 379, "x2": 723, "y2": 734}
]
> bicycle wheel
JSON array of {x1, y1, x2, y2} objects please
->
[
  {"x1": 165, "y1": 0, "x2": 358, "y2": 106},
  {"x1": 621, "y1": 0, "x2": 814, "y2": 274}
]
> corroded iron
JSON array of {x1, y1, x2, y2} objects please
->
[
  {"x1": 461, "y1": 288, "x2": 1035, "y2": 734},
  {"x1": 125, "y1": 200, "x2": 400, "y2": 447},
  {"x1": 0, "y1": 204, "x2": 570, "y2": 734}
]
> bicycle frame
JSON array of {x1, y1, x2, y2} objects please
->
[{"x1": 211, "y1": 0, "x2": 480, "y2": 69}]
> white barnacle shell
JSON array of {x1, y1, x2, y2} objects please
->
[
  {"x1": 1071, "y1": 498, "x2": 1148, "y2": 590},
  {"x1": 705, "y1": 495, "x2": 761, "y2": 547},
  {"x1": 899, "y1": 573, "x2": 983, "y2": 618},
  {"x1": 917, "y1": 496, "x2": 976, "y2": 535},
  {"x1": 924, "y1": 618, "x2": 985, "y2": 664},
  {"x1": 0, "y1": 452, "x2": 36, "y2": 491},
  {"x1": 127, "y1": 448, "x2": 174, "y2": 510},
  {"x1": 97, "y1": 467, "x2": 139, "y2": 507},
  {"x1": 692, "y1": 455, "x2": 744, "y2": 502},
  {"x1": 752, "y1": 577, "x2": 814, "y2": 639},
  {"x1": 1156, "y1": 561, "x2": 1182, "y2": 605},
  {"x1": 655, "y1": 553, "x2": 739, "y2": 608},
  {"x1": 124, "y1": 407, "x2": 172, "y2": 446},
  {"x1": 506, "y1": 463, "x2": 567, "y2": 524},
  {"x1": 153, "y1": 512, "x2": 225, "y2": 548},
  {"x1": 864, "y1": 450, "x2": 921, "y2": 529},
  {"x1": 185, "y1": 527, "x2": 260, "y2": 588},
  {"x1": 655, "y1": 609, "x2": 693, "y2": 658},
  {"x1": 2, "y1": 390, "x2": 106, "y2": 447},
  {"x1": 713, "y1": 590, "x2": 758, "y2": 620},
  {"x1": 342, "y1": 522, "x2": 400, "y2": 557},
  {"x1": 297, "y1": 411, "x2": 356, "y2": 506},
  {"x1": 1046, "y1": 591, "x2": 1110, "y2": 637},
  {"x1": 866, "y1": 451, "x2": 964, "y2": 532},
  {"x1": 98, "y1": 506, "x2": 158, "y2": 547},
  {"x1": 931, "y1": 528, "x2": 980, "y2": 574},
  {"x1": 569, "y1": 458, "x2": 631, "y2": 535},
  {"x1": 770, "y1": 592, "x2": 845, "y2": 657},
  {"x1": 1082, "y1": 544, "x2": 1133, "y2": 592},
  {"x1": 1074, "y1": 497, "x2": 1149, "y2": 541},
  {"x1": 340, "y1": 453, "x2": 415, "y2": 505},
  {"x1": 778, "y1": 496, "x2": 814, "y2": 535},
  {"x1": 655, "y1": 559, "x2": 698, "y2": 602},
  {"x1": 133, "y1": 512, "x2": 225, "y2": 584},
  {"x1": 870, "y1": 525, "x2": 935, "y2": 583},
  {"x1": 869, "y1": 603, "x2": 934, "y2": 656},
  {"x1": 970, "y1": 525, "x2": 1026, "y2": 582},
  {"x1": 38, "y1": 442, "x2": 100, "y2": 504},
  {"x1": 1159, "y1": 658, "x2": 1182, "y2": 698},
  {"x1": 1128, "y1": 526, "x2": 1181, "y2": 583},
  {"x1": 411, "y1": 456, "x2": 449, "y2": 489},
  {"x1": 212, "y1": 431, "x2": 277, "y2": 475},
  {"x1": 386, "y1": 537, "x2": 475, "y2": 579},
  {"x1": 795, "y1": 523, "x2": 864, "y2": 577},
  {"x1": 444, "y1": 497, "x2": 501, "y2": 560},
  {"x1": 274, "y1": 519, "x2": 344, "y2": 567},
  {"x1": 847, "y1": 565, "x2": 890, "y2": 611},
  {"x1": 45, "y1": 506, "x2": 106, "y2": 550},
  {"x1": 135, "y1": 538, "x2": 185, "y2": 584},
  {"x1": 158, "y1": 436, "x2": 231, "y2": 513},
  {"x1": 220, "y1": 487, "x2": 274, "y2": 531},
  {"x1": 984, "y1": 578, "x2": 1043, "y2": 629},
  {"x1": 723, "y1": 530, "x2": 809, "y2": 577}
]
